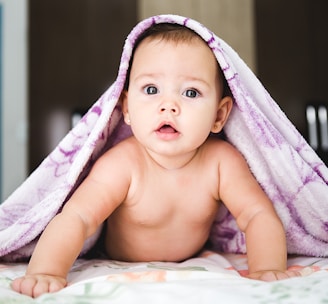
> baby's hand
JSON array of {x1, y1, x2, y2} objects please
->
[
  {"x1": 11, "y1": 274, "x2": 67, "y2": 298},
  {"x1": 247, "y1": 269, "x2": 302, "y2": 281}
]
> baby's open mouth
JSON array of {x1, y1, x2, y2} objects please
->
[{"x1": 157, "y1": 124, "x2": 178, "y2": 133}]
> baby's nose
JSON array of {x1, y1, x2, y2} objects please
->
[{"x1": 159, "y1": 99, "x2": 180, "y2": 115}]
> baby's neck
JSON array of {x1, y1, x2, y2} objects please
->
[{"x1": 144, "y1": 148, "x2": 200, "y2": 171}]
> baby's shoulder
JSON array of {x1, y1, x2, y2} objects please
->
[
  {"x1": 98, "y1": 136, "x2": 143, "y2": 165},
  {"x1": 102, "y1": 136, "x2": 138, "y2": 156},
  {"x1": 203, "y1": 137, "x2": 237, "y2": 153},
  {"x1": 90, "y1": 136, "x2": 142, "y2": 176},
  {"x1": 202, "y1": 137, "x2": 245, "y2": 163}
]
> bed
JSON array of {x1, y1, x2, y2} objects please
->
[
  {"x1": 1, "y1": 13, "x2": 328, "y2": 304},
  {"x1": 1, "y1": 250, "x2": 327, "y2": 303}
]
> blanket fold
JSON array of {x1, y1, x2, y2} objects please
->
[{"x1": 1, "y1": 14, "x2": 327, "y2": 261}]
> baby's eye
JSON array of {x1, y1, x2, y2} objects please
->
[
  {"x1": 144, "y1": 86, "x2": 158, "y2": 95},
  {"x1": 183, "y1": 89, "x2": 200, "y2": 98}
]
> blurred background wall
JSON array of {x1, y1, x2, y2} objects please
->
[
  {"x1": 0, "y1": 0, "x2": 28, "y2": 200},
  {"x1": 0, "y1": 0, "x2": 327, "y2": 200},
  {"x1": 138, "y1": 0, "x2": 257, "y2": 71}
]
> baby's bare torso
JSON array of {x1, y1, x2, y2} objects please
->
[{"x1": 104, "y1": 137, "x2": 221, "y2": 262}]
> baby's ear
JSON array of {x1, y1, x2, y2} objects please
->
[
  {"x1": 211, "y1": 96, "x2": 233, "y2": 133},
  {"x1": 120, "y1": 91, "x2": 131, "y2": 125}
]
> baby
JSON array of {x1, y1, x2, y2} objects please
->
[{"x1": 12, "y1": 22, "x2": 300, "y2": 297}]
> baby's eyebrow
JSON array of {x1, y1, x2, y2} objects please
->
[
  {"x1": 184, "y1": 76, "x2": 209, "y2": 84},
  {"x1": 133, "y1": 73, "x2": 161, "y2": 82}
]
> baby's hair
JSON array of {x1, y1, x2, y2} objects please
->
[{"x1": 124, "y1": 23, "x2": 231, "y2": 98}]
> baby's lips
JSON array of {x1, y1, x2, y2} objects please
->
[
  {"x1": 158, "y1": 125, "x2": 177, "y2": 133},
  {"x1": 156, "y1": 122, "x2": 179, "y2": 133}
]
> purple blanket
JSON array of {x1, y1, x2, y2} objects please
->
[{"x1": 1, "y1": 14, "x2": 327, "y2": 261}]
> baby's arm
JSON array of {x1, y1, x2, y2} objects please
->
[
  {"x1": 11, "y1": 147, "x2": 130, "y2": 297},
  {"x1": 240, "y1": 202, "x2": 300, "y2": 281},
  {"x1": 218, "y1": 144, "x2": 300, "y2": 281},
  {"x1": 11, "y1": 207, "x2": 88, "y2": 297}
]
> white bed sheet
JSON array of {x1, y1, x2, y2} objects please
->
[{"x1": 0, "y1": 250, "x2": 327, "y2": 303}]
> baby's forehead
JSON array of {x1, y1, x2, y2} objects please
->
[
  {"x1": 126, "y1": 24, "x2": 226, "y2": 91},
  {"x1": 135, "y1": 36, "x2": 220, "y2": 72}
]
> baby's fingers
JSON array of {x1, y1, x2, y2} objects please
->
[
  {"x1": 31, "y1": 278, "x2": 55, "y2": 298},
  {"x1": 11, "y1": 275, "x2": 67, "y2": 298},
  {"x1": 248, "y1": 269, "x2": 302, "y2": 282},
  {"x1": 12, "y1": 276, "x2": 38, "y2": 298},
  {"x1": 285, "y1": 269, "x2": 303, "y2": 279},
  {"x1": 47, "y1": 278, "x2": 66, "y2": 293},
  {"x1": 272, "y1": 270, "x2": 301, "y2": 281}
]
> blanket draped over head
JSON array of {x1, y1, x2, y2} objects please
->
[{"x1": 1, "y1": 14, "x2": 327, "y2": 261}]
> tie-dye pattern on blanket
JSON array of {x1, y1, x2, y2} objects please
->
[{"x1": 0, "y1": 14, "x2": 327, "y2": 261}]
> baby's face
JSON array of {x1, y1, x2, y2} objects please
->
[{"x1": 122, "y1": 37, "x2": 223, "y2": 158}]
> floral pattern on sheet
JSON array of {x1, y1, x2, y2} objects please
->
[{"x1": 0, "y1": 251, "x2": 328, "y2": 303}]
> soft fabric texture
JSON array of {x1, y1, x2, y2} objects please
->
[
  {"x1": 1, "y1": 252, "x2": 328, "y2": 303},
  {"x1": 0, "y1": 14, "x2": 327, "y2": 261}
]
